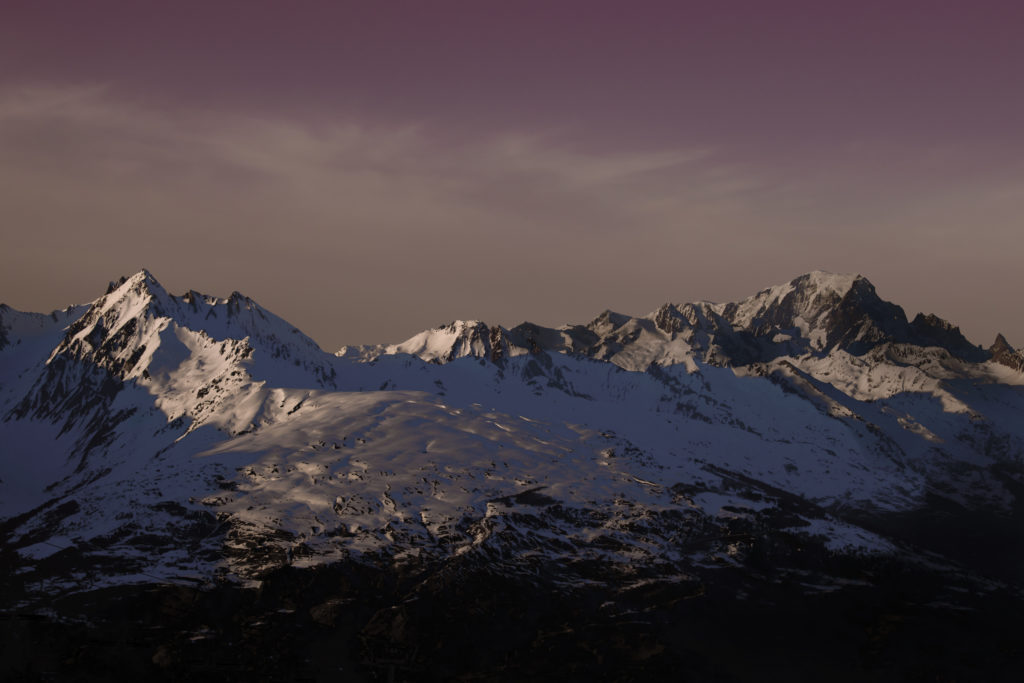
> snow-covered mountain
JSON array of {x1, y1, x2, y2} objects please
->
[
  {"x1": 3, "y1": 270, "x2": 1024, "y2": 680},
  {"x1": 350, "y1": 271, "x2": 993, "y2": 369}
]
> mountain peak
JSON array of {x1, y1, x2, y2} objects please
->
[
  {"x1": 48, "y1": 269, "x2": 177, "y2": 379},
  {"x1": 723, "y1": 271, "x2": 873, "y2": 327},
  {"x1": 701, "y1": 270, "x2": 912, "y2": 360},
  {"x1": 128, "y1": 267, "x2": 157, "y2": 283},
  {"x1": 990, "y1": 333, "x2": 1024, "y2": 372},
  {"x1": 790, "y1": 270, "x2": 866, "y2": 295},
  {"x1": 106, "y1": 268, "x2": 158, "y2": 290},
  {"x1": 587, "y1": 309, "x2": 631, "y2": 335},
  {"x1": 101, "y1": 269, "x2": 171, "y2": 311},
  {"x1": 388, "y1": 319, "x2": 498, "y2": 363}
]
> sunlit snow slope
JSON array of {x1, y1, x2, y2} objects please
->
[{"x1": 2, "y1": 270, "x2": 1023, "y2": 599}]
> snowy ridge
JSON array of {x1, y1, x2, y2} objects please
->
[
  {"x1": 3, "y1": 270, "x2": 1024, "y2": 603},
  {"x1": 365, "y1": 271, "x2": 990, "y2": 374},
  {"x1": 386, "y1": 320, "x2": 497, "y2": 363},
  {"x1": 13, "y1": 270, "x2": 337, "y2": 427}
]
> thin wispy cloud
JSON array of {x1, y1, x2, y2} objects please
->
[
  {"x1": 0, "y1": 84, "x2": 735, "y2": 221},
  {"x1": 1, "y1": 83, "x2": 1022, "y2": 349}
]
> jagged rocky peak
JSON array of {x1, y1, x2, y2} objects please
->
[
  {"x1": 95, "y1": 272, "x2": 306, "y2": 344},
  {"x1": 992, "y1": 333, "x2": 1015, "y2": 353},
  {"x1": 54, "y1": 270, "x2": 175, "y2": 368},
  {"x1": 651, "y1": 300, "x2": 719, "y2": 337},
  {"x1": 389, "y1": 318, "x2": 588, "y2": 364},
  {"x1": 912, "y1": 312, "x2": 958, "y2": 333},
  {"x1": 909, "y1": 313, "x2": 985, "y2": 361},
  {"x1": 50, "y1": 269, "x2": 329, "y2": 378},
  {"x1": 80, "y1": 269, "x2": 181, "y2": 333},
  {"x1": 358, "y1": 271, "x2": 1010, "y2": 371},
  {"x1": 990, "y1": 333, "x2": 1024, "y2": 372},
  {"x1": 649, "y1": 272, "x2": 876, "y2": 339},
  {"x1": 106, "y1": 268, "x2": 169, "y2": 301},
  {"x1": 645, "y1": 271, "x2": 992, "y2": 365},
  {"x1": 503, "y1": 321, "x2": 572, "y2": 356},
  {"x1": 586, "y1": 309, "x2": 631, "y2": 335},
  {"x1": 94, "y1": 271, "x2": 267, "y2": 321},
  {"x1": 721, "y1": 271, "x2": 865, "y2": 331},
  {"x1": 390, "y1": 319, "x2": 504, "y2": 363},
  {"x1": 222, "y1": 289, "x2": 268, "y2": 321},
  {"x1": 651, "y1": 303, "x2": 681, "y2": 335},
  {"x1": 713, "y1": 271, "x2": 914, "y2": 355},
  {"x1": 652, "y1": 303, "x2": 687, "y2": 335},
  {"x1": 180, "y1": 289, "x2": 206, "y2": 307}
]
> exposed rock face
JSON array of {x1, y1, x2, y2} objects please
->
[
  {"x1": 0, "y1": 304, "x2": 10, "y2": 352},
  {"x1": 911, "y1": 312, "x2": 987, "y2": 361},
  {"x1": 991, "y1": 333, "x2": 1024, "y2": 372}
]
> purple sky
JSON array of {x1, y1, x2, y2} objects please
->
[{"x1": 2, "y1": 1, "x2": 1022, "y2": 349}]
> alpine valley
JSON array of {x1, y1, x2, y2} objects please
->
[{"x1": 2, "y1": 270, "x2": 1023, "y2": 681}]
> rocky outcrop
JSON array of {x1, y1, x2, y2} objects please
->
[{"x1": 990, "y1": 333, "x2": 1024, "y2": 372}]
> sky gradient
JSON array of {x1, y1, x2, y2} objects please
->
[{"x1": 2, "y1": 1, "x2": 1022, "y2": 349}]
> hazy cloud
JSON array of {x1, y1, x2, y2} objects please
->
[{"x1": 1, "y1": 83, "x2": 1022, "y2": 349}]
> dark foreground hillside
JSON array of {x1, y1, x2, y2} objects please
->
[{"x1": 4, "y1": 527, "x2": 1023, "y2": 683}]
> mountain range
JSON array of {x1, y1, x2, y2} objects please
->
[{"x1": 3, "y1": 270, "x2": 1023, "y2": 681}]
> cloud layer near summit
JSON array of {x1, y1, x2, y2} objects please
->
[{"x1": 1, "y1": 2, "x2": 1022, "y2": 349}]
